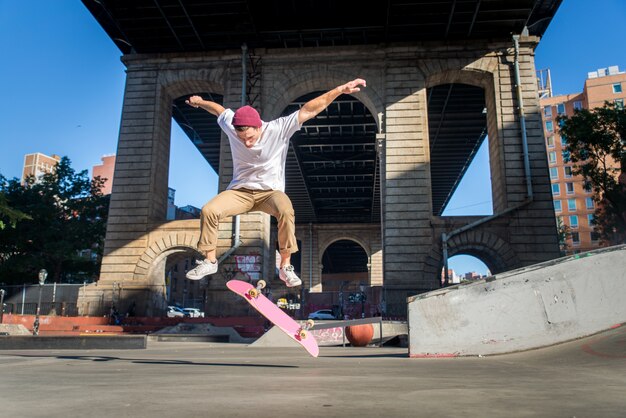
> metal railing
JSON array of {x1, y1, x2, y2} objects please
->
[{"x1": 310, "y1": 316, "x2": 384, "y2": 347}]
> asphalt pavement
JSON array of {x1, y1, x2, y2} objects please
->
[{"x1": 1, "y1": 325, "x2": 625, "y2": 418}]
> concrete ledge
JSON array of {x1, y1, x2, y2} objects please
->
[
  {"x1": 149, "y1": 334, "x2": 229, "y2": 343},
  {"x1": 151, "y1": 323, "x2": 256, "y2": 344},
  {"x1": 408, "y1": 245, "x2": 626, "y2": 357},
  {"x1": 0, "y1": 335, "x2": 147, "y2": 350}
]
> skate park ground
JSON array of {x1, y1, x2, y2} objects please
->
[{"x1": 1, "y1": 324, "x2": 625, "y2": 417}]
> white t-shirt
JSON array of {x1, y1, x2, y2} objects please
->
[{"x1": 217, "y1": 108, "x2": 302, "y2": 192}]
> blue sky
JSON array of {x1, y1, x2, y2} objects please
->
[{"x1": 1, "y1": 0, "x2": 625, "y2": 276}]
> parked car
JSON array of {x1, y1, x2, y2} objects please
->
[
  {"x1": 183, "y1": 308, "x2": 205, "y2": 318},
  {"x1": 167, "y1": 306, "x2": 185, "y2": 318},
  {"x1": 308, "y1": 309, "x2": 336, "y2": 320}
]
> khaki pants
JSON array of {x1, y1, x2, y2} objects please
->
[{"x1": 197, "y1": 188, "x2": 298, "y2": 255}]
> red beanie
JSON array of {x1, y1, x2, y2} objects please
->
[{"x1": 232, "y1": 105, "x2": 262, "y2": 128}]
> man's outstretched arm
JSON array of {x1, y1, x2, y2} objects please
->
[
  {"x1": 298, "y1": 79, "x2": 366, "y2": 125},
  {"x1": 185, "y1": 95, "x2": 226, "y2": 117}
]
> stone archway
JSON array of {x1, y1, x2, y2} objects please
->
[
  {"x1": 319, "y1": 237, "x2": 370, "y2": 292},
  {"x1": 445, "y1": 231, "x2": 517, "y2": 277},
  {"x1": 265, "y1": 69, "x2": 385, "y2": 132},
  {"x1": 133, "y1": 231, "x2": 200, "y2": 281},
  {"x1": 422, "y1": 228, "x2": 518, "y2": 290}
]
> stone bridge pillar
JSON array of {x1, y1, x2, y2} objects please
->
[{"x1": 380, "y1": 39, "x2": 560, "y2": 315}]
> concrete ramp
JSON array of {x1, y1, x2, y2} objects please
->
[{"x1": 408, "y1": 245, "x2": 626, "y2": 357}]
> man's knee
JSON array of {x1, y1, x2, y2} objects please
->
[
  {"x1": 201, "y1": 202, "x2": 220, "y2": 222},
  {"x1": 273, "y1": 193, "x2": 295, "y2": 216}
]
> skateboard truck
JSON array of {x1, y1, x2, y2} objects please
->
[
  {"x1": 296, "y1": 319, "x2": 315, "y2": 340},
  {"x1": 246, "y1": 279, "x2": 266, "y2": 299}
]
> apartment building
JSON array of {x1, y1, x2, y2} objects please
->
[
  {"x1": 540, "y1": 66, "x2": 625, "y2": 253},
  {"x1": 21, "y1": 153, "x2": 61, "y2": 184}
]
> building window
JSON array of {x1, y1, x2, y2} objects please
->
[
  {"x1": 550, "y1": 167, "x2": 559, "y2": 179},
  {"x1": 563, "y1": 166, "x2": 573, "y2": 178},
  {"x1": 585, "y1": 197, "x2": 594, "y2": 209},
  {"x1": 554, "y1": 200, "x2": 562, "y2": 212},
  {"x1": 583, "y1": 181, "x2": 593, "y2": 193},
  {"x1": 547, "y1": 135, "x2": 555, "y2": 148},
  {"x1": 615, "y1": 99, "x2": 624, "y2": 110},
  {"x1": 569, "y1": 215, "x2": 579, "y2": 229},
  {"x1": 573, "y1": 101, "x2": 583, "y2": 111},
  {"x1": 587, "y1": 214, "x2": 595, "y2": 226},
  {"x1": 565, "y1": 182, "x2": 575, "y2": 194},
  {"x1": 544, "y1": 105, "x2": 552, "y2": 118},
  {"x1": 613, "y1": 83, "x2": 623, "y2": 94},
  {"x1": 552, "y1": 183, "x2": 560, "y2": 195},
  {"x1": 571, "y1": 232, "x2": 580, "y2": 245},
  {"x1": 549, "y1": 151, "x2": 557, "y2": 164},
  {"x1": 546, "y1": 120, "x2": 554, "y2": 133},
  {"x1": 567, "y1": 198, "x2": 576, "y2": 211},
  {"x1": 556, "y1": 103, "x2": 566, "y2": 115}
]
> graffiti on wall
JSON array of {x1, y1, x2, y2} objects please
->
[{"x1": 234, "y1": 255, "x2": 262, "y2": 282}]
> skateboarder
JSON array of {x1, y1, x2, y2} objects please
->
[{"x1": 184, "y1": 78, "x2": 367, "y2": 287}]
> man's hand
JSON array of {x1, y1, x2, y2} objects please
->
[
  {"x1": 185, "y1": 96, "x2": 226, "y2": 116},
  {"x1": 185, "y1": 95, "x2": 203, "y2": 108},
  {"x1": 297, "y1": 78, "x2": 367, "y2": 125},
  {"x1": 338, "y1": 78, "x2": 366, "y2": 94}
]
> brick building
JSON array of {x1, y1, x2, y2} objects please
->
[
  {"x1": 540, "y1": 66, "x2": 626, "y2": 253},
  {"x1": 92, "y1": 154, "x2": 116, "y2": 195}
]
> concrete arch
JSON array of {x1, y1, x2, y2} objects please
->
[
  {"x1": 418, "y1": 55, "x2": 499, "y2": 83},
  {"x1": 318, "y1": 236, "x2": 371, "y2": 291},
  {"x1": 446, "y1": 231, "x2": 517, "y2": 275},
  {"x1": 423, "y1": 230, "x2": 517, "y2": 288},
  {"x1": 264, "y1": 69, "x2": 384, "y2": 132},
  {"x1": 134, "y1": 230, "x2": 202, "y2": 283},
  {"x1": 425, "y1": 66, "x2": 495, "y2": 91},
  {"x1": 318, "y1": 235, "x2": 372, "y2": 262},
  {"x1": 159, "y1": 67, "x2": 227, "y2": 100}
]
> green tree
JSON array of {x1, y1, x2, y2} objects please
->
[
  {"x1": 0, "y1": 157, "x2": 109, "y2": 284},
  {"x1": 0, "y1": 186, "x2": 31, "y2": 229},
  {"x1": 558, "y1": 102, "x2": 626, "y2": 245},
  {"x1": 556, "y1": 216, "x2": 571, "y2": 256}
]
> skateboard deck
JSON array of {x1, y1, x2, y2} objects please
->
[{"x1": 226, "y1": 279, "x2": 319, "y2": 357}]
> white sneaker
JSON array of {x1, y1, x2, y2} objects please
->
[
  {"x1": 186, "y1": 259, "x2": 218, "y2": 280},
  {"x1": 279, "y1": 265, "x2": 302, "y2": 287}
]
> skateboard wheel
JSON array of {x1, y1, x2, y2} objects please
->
[
  {"x1": 298, "y1": 329, "x2": 307, "y2": 339},
  {"x1": 257, "y1": 280, "x2": 266, "y2": 290},
  {"x1": 248, "y1": 288, "x2": 259, "y2": 298},
  {"x1": 306, "y1": 319, "x2": 315, "y2": 329}
]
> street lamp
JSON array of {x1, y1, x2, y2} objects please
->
[
  {"x1": 33, "y1": 269, "x2": 47, "y2": 336},
  {"x1": 0, "y1": 288, "x2": 6, "y2": 324}
]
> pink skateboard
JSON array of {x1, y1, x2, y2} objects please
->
[{"x1": 226, "y1": 279, "x2": 319, "y2": 357}]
